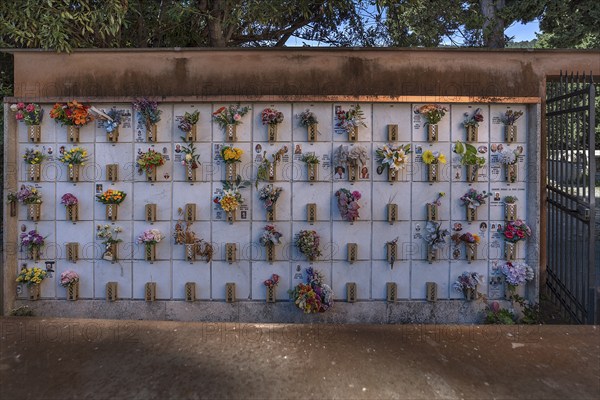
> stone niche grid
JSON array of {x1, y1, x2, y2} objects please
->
[{"x1": 8, "y1": 101, "x2": 537, "y2": 316}]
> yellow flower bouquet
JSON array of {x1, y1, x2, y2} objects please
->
[
  {"x1": 422, "y1": 150, "x2": 447, "y2": 165},
  {"x1": 220, "y1": 145, "x2": 243, "y2": 164},
  {"x1": 16, "y1": 267, "x2": 48, "y2": 288},
  {"x1": 58, "y1": 147, "x2": 88, "y2": 166}
]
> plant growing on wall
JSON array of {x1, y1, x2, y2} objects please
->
[
  {"x1": 132, "y1": 98, "x2": 161, "y2": 129},
  {"x1": 50, "y1": 101, "x2": 94, "y2": 126},
  {"x1": 11, "y1": 102, "x2": 43, "y2": 125},
  {"x1": 289, "y1": 267, "x2": 333, "y2": 314}
]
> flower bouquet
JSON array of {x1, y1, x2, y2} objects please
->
[
  {"x1": 93, "y1": 107, "x2": 124, "y2": 142},
  {"x1": 61, "y1": 193, "x2": 79, "y2": 222},
  {"x1": 261, "y1": 107, "x2": 284, "y2": 141},
  {"x1": 295, "y1": 230, "x2": 321, "y2": 261},
  {"x1": 423, "y1": 221, "x2": 450, "y2": 262},
  {"x1": 16, "y1": 267, "x2": 48, "y2": 300},
  {"x1": 453, "y1": 140, "x2": 486, "y2": 182},
  {"x1": 20, "y1": 229, "x2": 46, "y2": 261},
  {"x1": 178, "y1": 110, "x2": 200, "y2": 141},
  {"x1": 296, "y1": 109, "x2": 319, "y2": 141},
  {"x1": 137, "y1": 149, "x2": 165, "y2": 181},
  {"x1": 256, "y1": 146, "x2": 287, "y2": 183},
  {"x1": 501, "y1": 261, "x2": 534, "y2": 298},
  {"x1": 96, "y1": 189, "x2": 126, "y2": 221},
  {"x1": 426, "y1": 192, "x2": 445, "y2": 221},
  {"x1": 60, "y1": 270, "x2": 80, "y2": 300},
  {"x1": 289, "y1": 267, "x2": 333, "y2": 313},
  {"x1": 213, "y1": 177, "x2": 249, "y2": 224},
  {"x1": 50, "y1": 101, "x2": 94, "y2": 142},
  {"x1": 500, "y1": 110, "x2": 523, "y2": 142},
  {"x1": 264, "y1": 273, "x2": 280, "y2": 303},
  {"x1": 462, "y1": 108, "x2": 484, "y2": 142},
  {"x1": 422, "y1": 150, "x2": 446, "y2": 182},
  {"x1": 301, "y1": 153, "x2": 320, "y2": 182},
  {"x1": 133, "y1": 98, "x2": 161, "y2": 141},
  {"x1": 334, "y1": 145, "x2": 368, "y2": 181},
  {"x1": 453, "y1": 271, "x2": 482, "y2": 300},
  {"x1": 17, "y1": 185, "x2": 42, "y2": 221},
  {"x1": 180, "y1": 139, "x2": 201, "y2": 181},
  {"x1": 258, "y1": 184, "x2": 283, "y2": 221},
  {"x1": 23, "y1": 149, "x2": 46, "y2": 182},
  {"x1": 58, "y1": 147, "x2": 88, "y2": 182},
  {"x1": 212, "y1": 104, "x2": 251, "y2": 142},
  {"x1": 97, "y1": 224, "x2": 123, "y2": 262},
  {"x1": 173, "y1": 209, "x2": 213, "y2": 262},
  {"x1": 336, "y1": 104, "x2": 366, "y2": 141},
  {"x1": 335, "y1": 188, "x2": 361, "y2": 222},
  {"x1": 460, "y1": 188, "x2": 491, "y2": 221},
  {"x1": 451, "y1": 232, "x2": 480, "y2": 262},
  {"x1": 498, "y1": 147, "x2": 520, "y2": 183},
  {"x1": 137, "y1": 229, "x2": 165, "y2": 262},
  {"x1": 12, "y1": 102, "x2": 44, "y2": 142},
  {"x1": 260, "y1": 225, "x2": 282, "y2": 262},
  {"x1": 499, "y1": 219, "x2": 531, "y2": 260},
  {"x1": 221, "y1": 145, "x2": 244, "y2": 182},
  {"x1": 375, "y1": 143, "x2": 411, "y2": 181},
  {"x1": 417, "y1": 104, "x2": 448, "y2": 141}
]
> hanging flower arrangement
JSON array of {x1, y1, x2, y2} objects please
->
[
  {"x1": 375, "y1": 144, "x2": 411, "y2": 173},
  {"x1": 58, "y1": 147, "x2": 88, "y2": 166},
  {"x1": 11, "y1": 102, "x2": 44, "y2": 125},
  {"x1": 261, "y1": 107, "x2": 284, "y2": 125},
  {"x1": 296, "y1": 109, "x2": 318, "y2": 126},
  {"x1": 136, "y1": 149, "x2": 165, "y2": 174},
  {"x1": 50, "y1": 101, "x2": 94, "y2": 126},
  {"x1": 422, "y1": 150, "x2": 447, "y2": 165},
  {"x1": 16, "y1": 185, "x2": 42, "y2": 205},
  {"x1": 213, "y1": 178, "x2": 248, "y2": 213},
  {"x1": 23, "y1": 148, "x2": 46, "y2": 165},
  {"x1": 259, "y1": 225, "x2": 283, "y2": 247},
  {"x1": 258, "y1": 184, "x2": 283, "y2": 212},
  {"x1": 499, "y1": 220, "x2": 531, "y2": 243},
  {"x1": 133, "y1": 98, "x2": 162, "y2": 129},
  {"x1": 335, "y1": 188, "x2": 361, "y2": 221},
  {"x1": 220, "y1": 145, "x2": 244, "y2": 164},
  {"x1": 460, "y1": 189, "x2": 491, "y2": 209},
  {"x1": 60, "y1": 270, "x2": 80, "y2": 288},
  {"x1": 212, "y1": 104, "x2": 251, "y2": 128},
  {"x1": 60, "y1": 193, "x2": 78, "y2": 207},
  {"x1": 16, "y1": 267, "x2": 48, "y2": 288},
  {"x1": 335, "y1": 104, "x2": 367, "y2": 134},
  {"x1": 295, "y1": 230, "x2": 321, "y2": 260},
  {"x1": 423, "y1": 221, "x2": 450, "y2": 250},
  {"x1": 96, "y1": 189, "x2": 127, "y2": 204},
  {"x1": 417, "y1": 104, "x2": 448, "y2": 125},
  {"x1": 178, "y1": 110, "x2": 200, "y2": 133},
  {"x1": 289, "y1": 267, "x2": 333, "y2": 314},
  {"x1": 463, "y1": 108, "x2": 484, "y2": 127}
]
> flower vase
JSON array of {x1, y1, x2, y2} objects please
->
[
  {"x1": 387, "y1": 167, "x2": 398, "y2": 182},
  {"x1": 268, "y1": 162, "x2": 276, "y2": 181},
  {"x1": 466, "y1": 206, "x2": 477, "y2": 222},
  {"x1": 307, "y1": 164, "x2": 318, "y2": 182},
  {"x1": 146, "y1": 168, "x2": 157, "y2": 182},
  {"x1": 29, "y1": 164, "x2": 41, "y2": 182},
  {"x1": 185, "y1": 244, "x2": 196, "y2": 262},
  {"x1": 28, "y1": 125, "x2": 41, "y2": 142},
  {"x1": 505, "y1": 242, "x2": 516, "y2": 261},
  {"x1": 462, "y1": 287, "x2": 477, "y2": 301},
  {"x1": 145, "y1": 243, "x2": 156, "y2": 262},
  {"x1": 505, "y1": 125, "x2": 517, "y2": 143},
  {"x1": 266, "y1": 286, "x2": 276, "y2": 303},
  {"x1": 427, "y1": 246, "x2": 438, "y2": 263},
  {"x1": 225, "y1": 163, "x2": 237, "y2": 182},
  {"x1": 466, "y1": 126, "x2": 478, "y2": 142},
  {"x1": 427, "y1": 204, "x2": 438, "y2": 221},
  {"x1": 105, "y1": 203, "x2": 118, "y2": 221},
  {"x1": 28, "y1": 284, "x2": 40, "y2": 301},
  {"x1": 107, "y1": 127, "x2": 119, "y2": 142},
  {"x1": 67, "y1": 282, "x2": 79, "y2": 301},
  {"x1": 66, "y1": 204, "x2": 78, "y2": 222},
  {"x1": 266, "y1": 243, "x2": 275, "y2": 263},
  {"x1": 68, "y1": 164, "x2": 80, "y2": 182},
  {"x1": 9, "y1": 201, "x2": 16, "y2": 217},
  {"x1": 28, "y1": 203, "x2": 41, "y2": 221},
  {"x1": 67, "y1": 126, "x2": 80, "y2": 142},
  {"x1": 103, "y1": 243, "x2": 118, "y2": 262},
  {"x1": 225, "y1": 124, "x2": 237, "y2": 142},
  {"x1": 30, "y1": 247, "x2": 40, "y2": 262},
  {"x1": 348, "y1": 164, "x2": 357, "y2": 182},
  {"x1": 266, "y1": 208, "x2": 275, "y2": 222},
  {"x1": 146, "y1": 124, "x2": 158, "y2": 142},
  {"x1": 387, "y1": 203, "x2": 398, "y2": 225},
  {"x1": 226, "y1": 211, "x2": 235, "y2": 224},
  {"x1": 505, "y1": 204, "x2": 517, "y2": 222},
  {"x1": 506, "y1": 164, "x2": 517, "y2": 183},
  {"x1": 307, "y1": 123, "x2": 318, "y2": 142},
  {"x1": 427, "y1": 124, "x2": 438, "y2": 142},
  {"x1": 268, "y1": 124, "x2": 278, "y2": 142},
  {"x1": 187, "y1": 124, "x2": 197, "y2": 142},
  {"x1": 348, "y1": 126, "x2": 358, "y2": 142},
  {"x1": 186, "y1": 164, "x2": 196, "y2": 181},
  {"x1": 466, "y1": 243, "x2": 477, "y2": 263},
  {"x1": 427, "y1": 164, "x2": 438, "y2": 182},
  {"x1": 466, "y1": 165, "x2": 478, "y2": 182}
]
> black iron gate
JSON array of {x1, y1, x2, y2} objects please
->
[{"x1": 546, "y1": 71, "x2": 597, "y2": 324}]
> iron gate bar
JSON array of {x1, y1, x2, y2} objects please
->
[{"x1": 545, "y1": 71, "x2": 597, "y2": 324}]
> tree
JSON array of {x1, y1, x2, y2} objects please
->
[{"x1": 535, "y1": 0, "x2": 600, "y2": 49}]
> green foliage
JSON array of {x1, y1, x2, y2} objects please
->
[
  {"x1": 484, "y1": 307, "x2": 516, "y2": 324},
  {"x1": 9, "y1": 306, "x2": 34, "y2": 316},
  {"x1": 535, "y1": 0, "x2": 600, "y2": 49}
]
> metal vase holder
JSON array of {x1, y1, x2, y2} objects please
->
[{"x1": 28, "y1": 125, "x2": 41, "y2": 142}]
